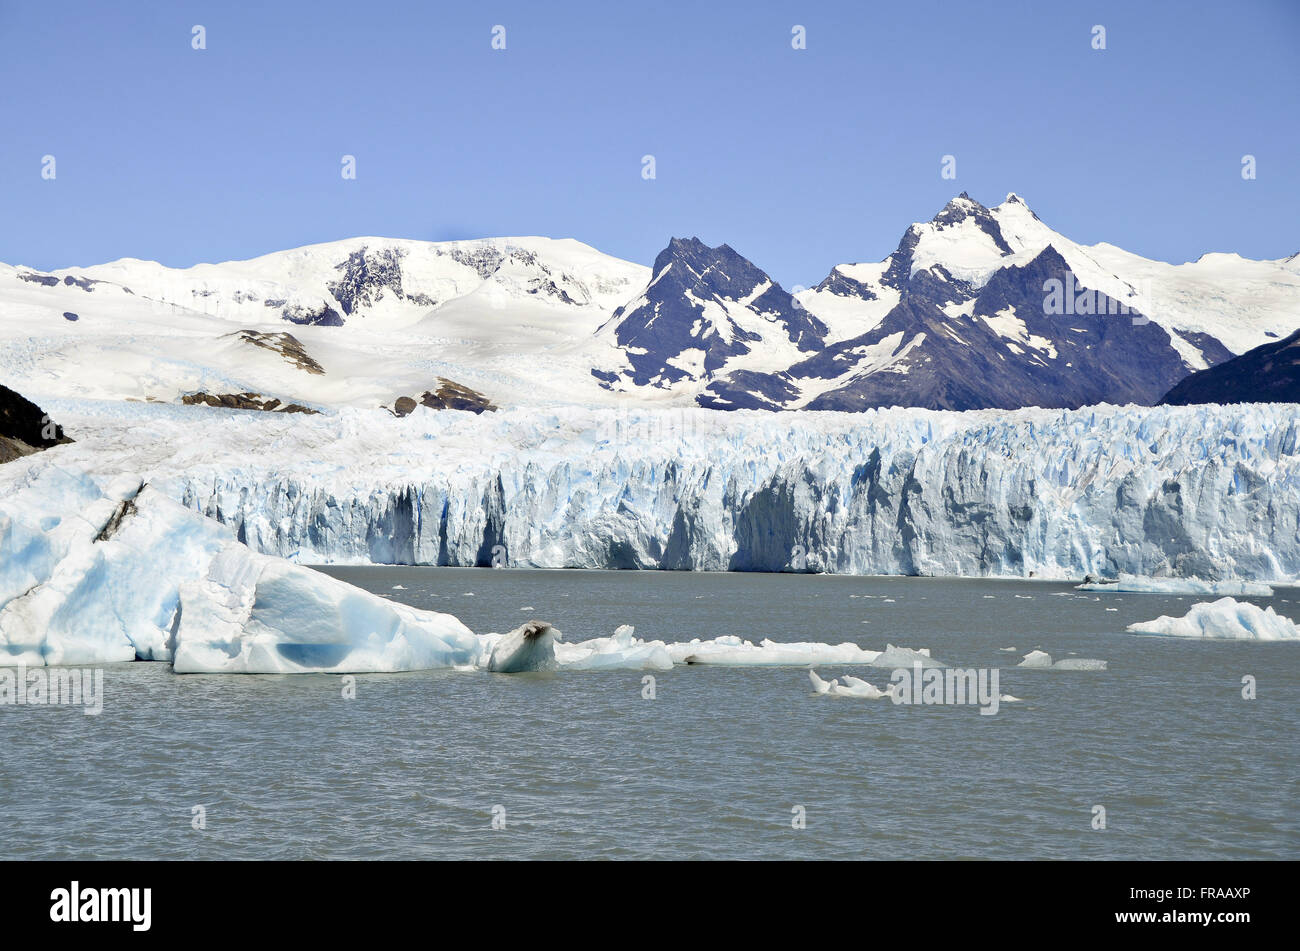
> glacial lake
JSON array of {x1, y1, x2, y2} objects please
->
[{"x1": 2, "y1": 569, "x2": 1296, "y2": 860}]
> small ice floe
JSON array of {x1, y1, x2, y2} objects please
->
[
  {"x1": 1126, "y1": 597, "x2": 1300, "y2": 641},
  {"x1": 1014, "y1": 595, "x2": 1033, "y2": 600},
  {"x1": 883, "y1": 598, "x2": 896, "y2": 603},
  {"x1": 998, "y1": 647, "x2": 1017, "y2": 652},
  {"x1": 554, "y1": 625, "x2": 672, "y2": 671},
  {"x1": 676, "y1": 637, "x2": 885, "y2": 667},
  {"x1": 1105, "y1": 607, "x2": 1118, "y2": 612},
  {"x1": 520, "y1": 606, "x2": 535, "y2": 611},
  {"x1": 809, "y1": 669, "x2": 896, "y2": 699},
  {"x1": 529, "y1": 629, "x2": 908, "y2": 671},
  {"x1": 463, "y1": 592, "x2": 475, "y2": 597},
  {"x1": 983, "y1": 595, "x2": 995, "y2": 599},
  {"x1": 871, "y1": 643, "x2": 945, "y2": 669},
  {"x1": 1017, "y1": 649, "x2": 1107, "y2": 671},
  {"x1": 999, "y1": 694, "x2": 1023, "y2": 703},
  {"x1": 1078, "y1": 574, "x2": 1273, "y2": 597},
  {"x1": 391, "y1": 584, "x2": 407, "y2": 590}
]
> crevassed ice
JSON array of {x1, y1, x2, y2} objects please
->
[{"x1": 38, "y1": 398, "x2": 1299, "y2": 583}]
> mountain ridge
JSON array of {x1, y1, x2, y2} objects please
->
[{"x1": 3, "y1": 195, "x2": 1297, "y2": 413}]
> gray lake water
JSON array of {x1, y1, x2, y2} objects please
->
[{"x1": 2, "y1": 569, "x2": 1296, "y2": 860}]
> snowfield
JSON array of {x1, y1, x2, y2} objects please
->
[{"x1": 24, "y1": 396, "x2": 1300, "y2": 583}]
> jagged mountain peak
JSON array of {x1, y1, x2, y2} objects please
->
[{"x1": 595, "y1": 237, "x2": 826, "y2": 393}]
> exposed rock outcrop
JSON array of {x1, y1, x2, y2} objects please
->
[
  {"x1": 0, "y1": 384, "x2": 73, "y2": 463},
  {"x1": 181, "y1": 392, "x2": 319, "y2": 414}
]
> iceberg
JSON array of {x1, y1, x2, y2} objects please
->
[
  {"x1": 0, "y1": 460, "x2": 480, "y2": 672},
  {"x1": 1126, "y1": 597, "x2": 1300, "y2": 641},
  {"x1": 553, "y1": 624, "x2": 673, "y2": 671},
  {"x1": 1016, "y1": 649, "x2": 1107, "y2": 670},
  {"x1": 484, "y1": 620, "x2": 559, "y2": 673},
  {"x1": 1077, "y1": 574, "x2": 1274, "y2": 596},
  {"x1": 809, "y1": 669, "x2": 896, "y2": 698}
]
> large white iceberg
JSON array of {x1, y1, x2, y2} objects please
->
[
  {"x1": 0, "y1": 459, "x2": 480, "y2": 672},
  {"x1": 1077, "y1": 574, "x2": 1274, "y2": 596},
  {"x1": 1126, "y1": 597, "x2": 1300, "y2": 641}
]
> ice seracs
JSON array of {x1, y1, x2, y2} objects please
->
[
  {"x1": 1126, "y1": 598, "x2": 1300, "y2": 641},
  {"x1": 43, "y1": 397, "x2": 1298, "y2": 583}
]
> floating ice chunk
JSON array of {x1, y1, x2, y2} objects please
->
[
  {"x1": 871, "y1": 643, "x2": 944, "y2": 669},
  {"x1": 1078, "y1": 574, "x2": 1273, "y2": 596},
  {"x1": 809, "y1": 669, "x2": 834, "y2": 694},
  {"x1": 0, "y1": 481, "x2": 230, "y2": 665},
  {"x1": 1017, "y1": 649, "x2": 1107, "y2": 670},
  {"x1": 554, "y1": 624, "x2": 673, "y2": 671},
  {"x1": 1018, "y1": 649, "x2": 1054, "y2": 668},
  {"x1": 174, "y1": 541, "x2": 481, "y2": 673},
  {"x1": 809, "y1": 669, "x2": 895, "y2": 699},
  {"x1": 671, "y1": 636, "x2": 882, "y2": 667},
  {"x1": 1126, "y1": 597, "x2": 1300, "y2": 641},
  {"x1": 1052, "y1": 658, "x2": 1108, "y2": 670},
  {"x1": 999, "y1": 694, "x2": 1022, "y2": 703},
  {"x1": 391, "y1": 585, "x2": 407, "y2": 590},
  {"x1": 485, "y1": 620, "x2": 559, "y2": 672},
  {"x1": 0, "y1": 462, "x2": 482, "y2": 672}
]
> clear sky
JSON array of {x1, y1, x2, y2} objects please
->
[{"x1": 2, "y1": 0, "x2": 1297, "y2": 288}]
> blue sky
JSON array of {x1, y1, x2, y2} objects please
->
[{"x1": 1, "y1": 0, "x2": 1297, "y2": 287}]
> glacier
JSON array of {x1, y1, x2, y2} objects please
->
[
  {"x1": 32, "y1": 397, "x2": 1300, "y2": 583},
  {"x1": 1126, "y1": 597, "x2": 1300, "y2": 641}
]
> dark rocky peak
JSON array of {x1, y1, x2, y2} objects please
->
[
  {"x1": 329, "y1": 246, "x2": 407, "y2": 316},
  {"x1": 652, "y1": 237, "x2": 773, "y2": 301},
  {"x1": 929, "y1": 193, "x2": 1014, "y2": 253}
]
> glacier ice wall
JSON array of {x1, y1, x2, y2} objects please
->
[{"x1": 47, "y1": 400, "x2": 1300, "y2": 582}]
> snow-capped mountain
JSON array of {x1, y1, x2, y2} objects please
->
[
  {"x1": 752, "y1": 192, "x2": 1286, "y2": 411},
  {"x1": 1161, "y1": 327, "x2": 1300, "y2": 405},
  {"x1": 591, "y1": 237, "x2": 825, "y2": 399},
  {"x1": 0, "y1": 236, "x2": 648, "y2": 411},
  {"x1": 2, "y1": 194, "x2": 1297, "y2": 415}
]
